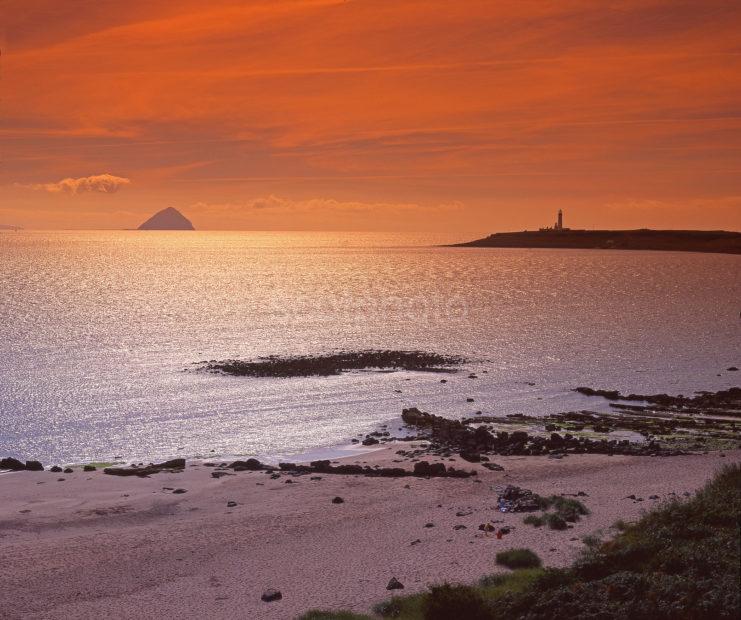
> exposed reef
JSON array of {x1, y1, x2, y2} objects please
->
[
  {"x1": 574, "y1": 386, "x2": 741, "y2": 416},
  {"x1": 198, "y1": 350, "x2": 464, "y2": 377}
]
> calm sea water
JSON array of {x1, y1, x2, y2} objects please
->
[{"x1": 1, "y1": 231, "x2": 739, "y2": 465}]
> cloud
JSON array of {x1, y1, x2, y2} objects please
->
[
  {"x1": 193, "y1": 195, "x2": 463, "y2": 214},
  {"x1": 20, "y1": 173, "x2": 131, "y2": 194}
]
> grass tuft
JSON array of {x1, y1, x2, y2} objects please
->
[{"x1": 495, "y1": 548, "x2": 542, "y2": 569}]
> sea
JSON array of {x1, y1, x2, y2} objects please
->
[{"x1": 1, "y1": 231, "x2": 739, "y2": 465}]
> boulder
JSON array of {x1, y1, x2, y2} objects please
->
[
  {"x1": 0, "y1": 457, "x2": 25, "y2": 471},
  {"x1": 25, "y1": 460, "x2": 44, "y2": 471}
]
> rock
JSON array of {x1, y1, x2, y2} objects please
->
[
  {"x1": 25, "y1": 460, "x2": 44, "y2": 471},
  {"x1": 466, "y1": 398, "x2": 475, "y2": 402},
  {"x1": 103, "y1": 458, "x2": 187, "y2": 477},
  {"x1": 83, "y1": 465, "x2": 97, "y2": 472},
  {"x1": 63, "y1": 468, "x2": 74, "y2": 474},
  {"x1": 386, "y1": 578, "x2": 404, "y2": 590},
  {"x1": 50, "y1": 465, "x2": 63, "y2": 473},
  {"x1": 482, "y1": 462, "x2": 504, "y2": 471},
  {"x1": 412, "y1": 461, "x2": 447, "y2": 476},
  {"x1": 424, "y1": 522, "x2": 435, "y2": 528},
  {"x1": 0, "y1": 457, "x2": 26, "y2": 471},
  {"x1": 410, "y1": 539, "x2": 421, "y2": 545},
  {"x1": 510, "y1": 431, "x2": 529, "y2": 443},
  {"x1": 159, "y1": 458, "x2": 186, "y2": 469},
  {"x1": 172, "y1": 488, "x2": 187, "y2": 494},
  {"x1": 649, "y1": 495, "x2": 659, "y2": 500},
  {"x1": 727, "y1": 366, "x2": 738, "y2": 371},
  {"x1": 261, "y1": 589, "x2": 282, "y2": 602},
  {"x1": 459, "y1": 451, "x2": 481, "y2": 463},
  {"x1": 227, "y1": 501, "x2": 237, "y2": 507},
  {"x1": 229, "y1": 458, "x2": 263, "y2": 471},
  {"x1": 332, "y1": 496, "x2": 344, "y2": 504},
  {"x1": 453, "y1": 524, "x2": 467, "y2": 530},
  {"x1": 362, "y1": 437, "x2": 380, "y2": 446}
]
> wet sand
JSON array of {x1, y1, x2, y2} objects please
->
[{"x1": 0, "y1": 447, "x2": 738, "y2": 620}]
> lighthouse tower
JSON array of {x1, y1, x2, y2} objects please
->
[{"x1": 556, "y1": 209, "x2": 563, "y2": 230}]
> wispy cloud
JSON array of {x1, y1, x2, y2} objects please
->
[{"x1": 19, "y1": 173, "x2": 131, "y2": 194}]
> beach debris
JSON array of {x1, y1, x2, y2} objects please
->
[
  {"x1": 410, "y1": 539, "x2": 421, "y2": 545},
  {"x1": 454, "y1": 524, "x2": 467, "y2": 530},
  {"x1": 227, "y1": 501, "x2": 237, "y2": 507},
  {"x1": 386, "y1": 578, "x2": 405, "y2": 590},
  {"x1": 482, "y1": 462, "x2": 505, "y2": 471},
  {"x1": 497, "y1": 486, "x2": 540, "y2": 513},
  {"x1": 332, "y1": 496, "x2": 344, "y2": 504},
  {"x1": 261, "y1": 589, "x2": 282, "y2": 602},
  {"x1": 466, "y1": 397, "x2": 475, "y2": 402},
  {"x1": 424, "y1": 522, "x2": 435, "y2": 528}
]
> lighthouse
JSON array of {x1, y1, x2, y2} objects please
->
[{"x1": 556, "y1": 209, "x2": 563, "y2": 230}]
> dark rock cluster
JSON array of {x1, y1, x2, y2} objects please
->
[
  {"x1": 401, "y1": 407, "x2": 681, "y2": 457},
  {"x1": 1, "y1": 457, "x2": 44, "y2": 471},
  {"x1": 103, "y1": 458, "x2": 186, "y2": 477},
  {"x1": 198, "y1": 350, "x2": 463, "y2": 377}
]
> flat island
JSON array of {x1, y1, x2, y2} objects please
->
[{"x1": 454, "y1": 229, "x2": 741, "y2": 254}]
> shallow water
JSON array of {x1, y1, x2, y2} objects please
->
[{"x1": 1, "y1": 231, "x2": 739, "y2": 464}]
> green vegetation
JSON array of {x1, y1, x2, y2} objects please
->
[
  {"x1": 301, "y1": 464, "x2": 741, "y2": 619},
  {"x1": 495, "y1": 548, "x2": 542, "y2": 570},
  {"x1": 543, "y1": 513, "x2": 568, "y2": 530},
  {"x1": 523, "y1": 495, "x2": 589, "y2": 530},
  {"x1": 522, "y1": 514, "x2": 543, "y2": 527}
]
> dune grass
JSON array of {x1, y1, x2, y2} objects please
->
[{"x1": 300, "y1": 463, "x2": 740, "y2": 619}]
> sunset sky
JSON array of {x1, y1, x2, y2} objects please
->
[{"x1": 2, "y1": 0, "x2": 740, "y2": 232}]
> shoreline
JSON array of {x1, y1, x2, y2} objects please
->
[{"x1": 1, "y1": 444, "x2": 738, "y2": 619}]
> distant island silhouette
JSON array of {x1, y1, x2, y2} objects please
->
[
  {"x1": 0, "y1": 224, "x2": 22, "y2": 231},
  {"x1": 138, "y1": 207, "x2": 195, "y2": 231},
  {"x1": 454, "y1": 229, "x2": 741, "y2": 254}
]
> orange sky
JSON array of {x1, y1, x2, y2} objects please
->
[{"x1": 2, "y1": 0, "x2": 740, "y2": 232}]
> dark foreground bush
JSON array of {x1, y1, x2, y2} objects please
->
[
  {"x1": 299, "y1": 611, "x2": 371, "y2": 620},
  {"x1": 424, "y1": 584, "x2": 491, "y2": 620},
  {"x1": 495, "y1": 548, "x2": 542, "y2": 569}
]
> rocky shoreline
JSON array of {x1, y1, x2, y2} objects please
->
[{"x1": 4, "y1": 386, "x2": 738, "y2": 478}]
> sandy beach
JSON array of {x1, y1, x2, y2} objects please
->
[{"x1": 1, "y1": 447, "x2": 737, "y2": 620}]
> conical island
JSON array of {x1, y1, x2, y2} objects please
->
[{"x1": 138, "y1": 207, "x2": 195, "y2": 230}]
